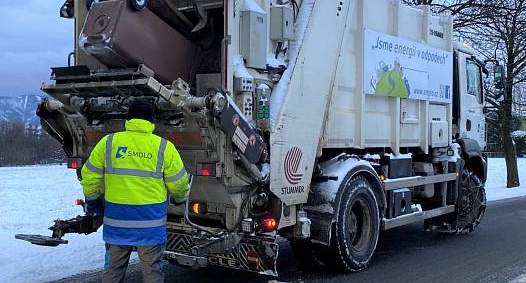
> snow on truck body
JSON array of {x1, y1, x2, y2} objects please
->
[{"x1": 21, "y1": 0, "x2": 489, "y2": 277}]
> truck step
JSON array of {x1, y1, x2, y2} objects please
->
[
  {"x1": 381, "y1": 205, "x2": 455, "y2": 230},
  {"x1": 382, "y1": 173, "x2": 457, "y2": 191}
]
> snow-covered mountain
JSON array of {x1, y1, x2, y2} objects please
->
[{"x1": 0, "y1": 95, "x2": 43, "y2": 128}]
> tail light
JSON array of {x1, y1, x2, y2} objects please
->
[
  {"x1": 197, "y1": 163, "x2": 217, "y2": 177},
  {"x1": 67, "y1": 157, "x2": 83, "y2": 169},
  {"x1": 191, "y1": 202, "x2": 208, "y2": 214},
  {"x1": 74, "y1": 199, "x2": 84, "y2": 206},
  {"x1": 260, "y1": 218, "x2": 277, "y2": 232}
]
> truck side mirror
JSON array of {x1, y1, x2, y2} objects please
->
[{"x1": 494, "y1": 65, "x2": 505, "y2": 90}]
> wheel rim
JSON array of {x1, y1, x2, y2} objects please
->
[{"x1": 348, "y1": 197, "x2": 373, "y2": 252}]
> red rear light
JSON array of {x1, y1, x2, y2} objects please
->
[
  {"x1": 67, "y1": 157, "x2": 82, "y2": 169},
  {"x1": 261, "y1": 218, "x2": 277, "y2": 232},
  {"x1": 197, "y1": 163, "x2": 216, "y2": 176},
  {"x1": 74, "y1": 199, "x2": 84, "y2": 206}
]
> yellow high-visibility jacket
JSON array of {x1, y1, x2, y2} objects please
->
[{"x1": 80, "y1": 119, "x2": 190, "y2": 246}]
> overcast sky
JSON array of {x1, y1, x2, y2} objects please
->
[{"x1": 0, "y1": 0, "x2": 73, "y2": 96}]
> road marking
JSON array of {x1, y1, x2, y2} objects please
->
[{"x1": 511, "y1": 273, "x2": 526, "y2": 282}]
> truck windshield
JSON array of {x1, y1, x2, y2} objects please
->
[{"x1": 466, "y1": 59, "x2": 483, "y2": 104}]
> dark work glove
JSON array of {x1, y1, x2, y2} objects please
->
[{"x1": 86, "y1": 198, "x2": 103, "y2": 217}]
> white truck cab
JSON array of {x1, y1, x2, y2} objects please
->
[{"x1": 454, "y1": 43, "x2": 487, "y2": 148}]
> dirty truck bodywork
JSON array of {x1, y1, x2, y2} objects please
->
[{"x1": 23, "y1": 0, "x2": 488, "y2": 276}]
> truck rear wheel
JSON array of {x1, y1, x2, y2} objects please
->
[
  {"x1": 332, "y1": 176, "x2": 380, "y2": 272},
  {"x1": 291, "y1": 176, "x2": 380, "y2": 272}
]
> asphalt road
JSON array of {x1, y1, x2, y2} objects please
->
[{"x1": 52, "y1": 197, "x2": 526, "y2": 283}]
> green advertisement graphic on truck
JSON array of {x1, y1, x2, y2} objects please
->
[{"x1": 365, "y1": 28, "x2": 453, "y2": 102}]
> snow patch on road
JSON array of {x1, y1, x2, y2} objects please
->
[{"x1": 1, "y1": 158, "x2": 525, "y2": 282}]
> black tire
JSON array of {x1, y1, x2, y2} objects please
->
[
  {"x1": 129, "y1": 0, "x2": 148, "y2": 11},
  {"x1": 452, "y1": 170, "x2": 487, "y2": 234},
  {"x1": 332, "y1": 176, "x2": 380, "y2": 272},
  {"x1": 291, "y1": 176, "x2": 380, "y2": 272}
]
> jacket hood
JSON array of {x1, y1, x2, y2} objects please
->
[{"x1": 125, "y1": 119, "x2": 155, "y2": 133}]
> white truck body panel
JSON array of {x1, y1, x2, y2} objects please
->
[
  {"x1": 269, "y1": 0, "x2": 453, "y2": 205},
  {"x1": 269, "y1": 0, "x2": 350, "y2": 205}
]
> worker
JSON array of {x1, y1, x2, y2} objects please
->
[{"x1": 80, "y1": 99, "x2": 190, "y2": 283}]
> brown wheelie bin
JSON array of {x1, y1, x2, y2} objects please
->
[{"x1": 80, "y1": 0, "x2": 196, "y2": 84}]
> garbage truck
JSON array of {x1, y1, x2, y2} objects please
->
[{"x1": 16, "y1": 0, "x2": 491, "y2": 276}]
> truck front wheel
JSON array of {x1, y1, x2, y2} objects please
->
[
  {"x1": 333, "y1": 175, "x2": 380, "y2": 272},
  {"x1": 453, "y1": 170, "x2": 487, "y2": 234},
  {"x1": 425, "y1": 169, "x2": 486, "y2": 234}
]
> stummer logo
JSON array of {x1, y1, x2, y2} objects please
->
[
  {"x1": 280, "y1": 147, "x2": 305, "y2": 196},
  {"x1": 116, "y1": 147, "x2": 128, "y2": 159},
  {"x1": 284, "y1": 147, "x2": 304, "y2": 185}
]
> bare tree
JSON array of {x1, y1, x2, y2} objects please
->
[
  {"x1": 471, "y1": 0, "x2": 525, "y2": 187},
  {"x1": 402, "y1": 0, "x2": 504, "y2": 28}
]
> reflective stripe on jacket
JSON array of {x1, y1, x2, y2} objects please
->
[{"x1": 80, "y1": 119, "x2": 190, "y2": 246}]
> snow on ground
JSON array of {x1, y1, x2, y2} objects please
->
[
  {"x1": 0, "y1": 165, "x2": 104, "y2": 283},
  {"x1": 0, "y1": 159, "x2": 525, "y2": 282},
  {"x1": 512, "y1": 130, "x2": 526, "y2": 139},
  {"x1": 485, "y1": 158, "x2": 526, "y2": 201}
]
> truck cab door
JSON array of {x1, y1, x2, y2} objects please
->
[{"x1": 456, "y1": 51, "x2": 486, "y2": 148}]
